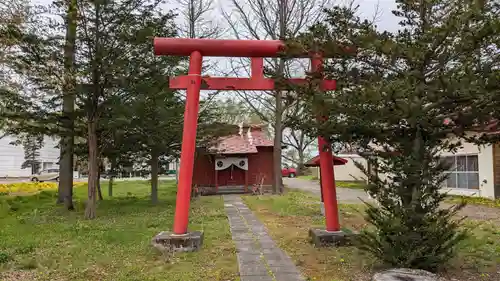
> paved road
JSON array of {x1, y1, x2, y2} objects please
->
[
  {"x1": 284, "y1": 178, "x2": 500, "y2": 225},
  {"x1": 283, "y1": 177, "x2": 371, "y2": 203}
]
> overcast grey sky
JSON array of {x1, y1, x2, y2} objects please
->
[
  {"x1": 33, "y1": 0, "x2": 400, "y2": 33},
  {"x1": 173, "y1": 0, "x2": 401, "y2": 33}
]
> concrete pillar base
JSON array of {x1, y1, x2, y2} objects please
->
[
  {"x1": 320, "y1": 202, "x2": 325, "y2": 216},
  {"x1": 309, "y1": 228, "x2": 355, "y2": 247},
  {"x1": 151, "y1": 231, "x2": 204, "y2": 253}
]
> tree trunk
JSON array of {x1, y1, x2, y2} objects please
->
[
  {"x1": 108, "y1": 177, "x2": 114, "y2": 197},
  {"x1": 272, "y1": 61, "x2": 286, "y2": 194},
  {"x1": 97, "y1": 166, "x2": 103, "y2": 201},
  {"x1": 85, "y1": 120, "x2": 98, "y2": 219},
  {"x1": 273, "y1": 58, "x2": 287, "y2": 194},
  {"x1": 175, "y1": 160, "x2": 179, "y2": 184},
  {"x1": 57, "y1": 0, "x2": 78, "y2": 210},
  {"x1": 297, "y1": 150, "x2": 305, "y2": 175},
  {"x1": 108, "y1": 158, "x2": 116, "y2": 197},
  {"x1": 150, "y1": 148, "x2": 159, "y2": 204},
  {"x1": 273, "y1": 0, "x2": 287, "y2": 194},
  {"x1": 274, "y1": 89, "x2": 283, "y2": 194}
]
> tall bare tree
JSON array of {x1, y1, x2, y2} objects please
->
[
  {"x1": 172, "y1": 0, "x2": 222, "y2": 183},
  {"x1": 222, "y1": 0, "x2": 333, "y2": 192},
  {"x1": 282, "y1": 128, "x2": 315, "y2": 174},
  {"x1": 176, "y1": 0, "x2": 223, "y2": 39}
]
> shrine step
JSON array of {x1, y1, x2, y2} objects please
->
[
  {"x1": 216, "y1": 186, "x2": 249, "y2": 195},
  {"x1": 199, "y1": 186, "x2": 251, "y2": 195}
]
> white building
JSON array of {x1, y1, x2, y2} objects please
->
[
  {"x1": 313, "y1": 133, "x2": 500, "y2": 199},
  {"x1": 0, "y1": 134, "x2": 59, "y2": 178}
]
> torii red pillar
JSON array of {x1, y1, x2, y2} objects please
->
[
  {"x1": 153, "y1": 38, "x2": 342, "y2": 236},
  {"x1": 312, "y1": 55, "x2": 340, "y2": 232}
]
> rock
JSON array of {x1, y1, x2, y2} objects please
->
[{"x1": 372, "y1": 268, "x2": 438, "y2": 281}]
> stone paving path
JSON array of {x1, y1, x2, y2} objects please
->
[{"x1": 223, "y1": 195, "x2": 305, "y2": 281}]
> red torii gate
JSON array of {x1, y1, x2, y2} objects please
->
[{"x1": 152, "y1": 38, "x2": 342, "y2": 250}]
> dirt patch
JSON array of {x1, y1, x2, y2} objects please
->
[
  {"x1": 0, "y1": 271, "x2": 57, "y2": 281},
  {"x1": 450, "y1": 204, "x2": 500, "y2": 225},
  {"x1": 249, "y1": 205, "x2": 375, "y2": 281},
  {"x1": 244, "y1": 194, "x2": 500, "y2": 281}
]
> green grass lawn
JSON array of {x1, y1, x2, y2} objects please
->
[
  {"x1": 297, "y1": 175, "x2": 317, "y2": 181},
  {"x1": 243, "y1": 190, "x2": 500, "y2": 281},
  {"x1": 297, "y1": 176, "x2": 367, "y2": 190},
  {"x1": 0, "y1": 181, "x2": 238, "y2": 281}
]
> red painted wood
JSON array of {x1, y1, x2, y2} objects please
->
[
  {"x1": 191, "y1": 149, "x2": 274, "y2": 190},
  {"x1": 312, "y1": 55, "x2": 340, "y2": 232},
  {"x1": 155, "y1": 38, "x2": 284, "y2": 58},
  {"x1": 247, "y1": 147, "x2": 274, "y2": 186},
  {"x1": 304, "y1": 154, "x2": 348, "y2": 167},
  {"x1": 192, "y1": 154, "x2": 215, "y2": 187},
  {"x1": 245, "y1": 169, "x2": 248, "y2": 192},
  {"x1": 170, "y1": 76, "x2": 336, "y2": 91},
  {"x1": 154, "y1": 38, "x2": 354, "y2": 58},
  {"x1": 215, "y1": 168, "x2": 218, "y2": 192},
  {"x1": 251, "y1": 58, "x2": 264, "y2": 78},
  {"x1": 173, "y1": 51, "x2": 203, "y2": 235},
  {"x1": 218, "y1": 167, "x2": 246, "y2": 186}
]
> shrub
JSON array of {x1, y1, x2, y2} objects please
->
[{"x1": 0, "y1": 252, "x2": 11, "y2": 264}]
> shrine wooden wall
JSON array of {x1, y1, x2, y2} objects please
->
[
  {"x1": 247, "y1": 147, "x2": 274, "y2": 186},
  {"x1": 192, "y1": 153, "x2": 216, "y2": 187},
  {"x1": 191, "y1": 147, "x2": 275, "y2": 189}
]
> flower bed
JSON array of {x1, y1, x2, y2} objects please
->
[{"x1": 0, "y1": 182, "x2": 86, "y2": 194}]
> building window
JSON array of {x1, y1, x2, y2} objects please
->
[{"x1": 442, "y1": 155, "x2": 479, "y2": 189}]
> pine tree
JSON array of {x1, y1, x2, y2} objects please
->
[
  {"x1": 122, "y1": 73, "x2": 185, "y2": 204},
  {"x1": 287, "y1": 0, "x2": 499, "y2": 271},
  {"x1": 74, "y1": 0, "x2": 183, "y2": 218},
  {"x1": 18, "y1": 133, "x2": 44, "y2": 175},
  {"x1": 447, "y1": 1, "x2": 499, "y2": 143}
]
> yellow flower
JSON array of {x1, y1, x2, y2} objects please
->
[{"x1": 0, "y1": 181, "x2": 86, "y2": 195}]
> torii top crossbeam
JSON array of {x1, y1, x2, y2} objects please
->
[
  {"x1": 155, "y1": 38, "x2": 292, "y2": 58},
  {"x1": 154, "y1": 38, "x2": 337, "y2": 91}
]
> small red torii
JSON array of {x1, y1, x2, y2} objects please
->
[{"x1": 153, "y1": 37, "x2": 341, "y2": 245}]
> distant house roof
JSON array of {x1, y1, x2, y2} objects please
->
[
  {"x1": 208, "y1": 124, "x2": 275, "y2": 154},
  {"x1": 483, "y1": 120, "x2": 500, "y2": 135},
  {"x1": 443, "y1": 117, "x2": 500, "y2": 135},
  {"x1": 304, "y1": 154, "x2": 348, "y2": 167}
]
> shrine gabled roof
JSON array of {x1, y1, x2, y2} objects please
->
[{"x1": 208, "y1": 128, "x2": 274, "y2": 155}]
